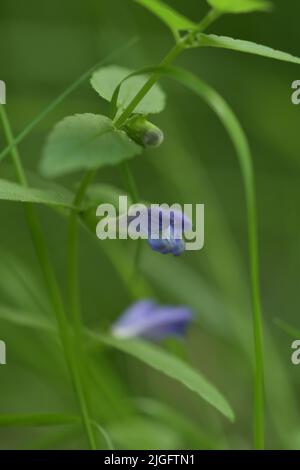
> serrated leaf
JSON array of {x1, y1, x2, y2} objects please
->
[
  {"x1": 197, "y1": 33, "x2": 300, "y2": 65},
  {"x1": 40, "y1": 113, "x2": 142, "y2": 178},
  {"x1": 134, "y1": 0, "x2": 195, "y2": 34},
  {"x1": 207, "y1": 0, "x2": 271, "y2": 13},
  {"x1": 94, "y1": 333, "x2": 235, "y2": 421},
  {"x1": 90, "y1": 66, "x2": 166, "y2": 115},
  {"x1": 0, "y1": 178, "x2": 74, "y2": 207}
]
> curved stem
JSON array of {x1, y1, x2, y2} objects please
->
[
  {"x1": 114, "y1": 9, "x2": 221, "y2": 129},
  {"x1": 114, "y1": 41, "x2": 184, "y2": 128},
  {"x1": 0, "y1": 105, "x2": 97, "y2": 450},
  {"x1": 110, "y1": 46, "x2": 265, "y2": 446}
]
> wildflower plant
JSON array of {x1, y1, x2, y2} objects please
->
[{"x1": 0, "y1": 0, "x2": 300, "y2": 451}]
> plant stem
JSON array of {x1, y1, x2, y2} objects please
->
[
  {"x1": 112, "y1": 8, "x2": 264, "y2": 449},
  {"x1": 0, "y1": 105, "x2": 97, "y2": 450},
  {"x1": 114, "y1": 9, "x2": 221, "y2": 129},
  {"x1": 68, "y1": 170, "x2": 97, "y2": 341},
  {"x1": 195, "y1": 9, "x2": 222, "y2": 33},
  {"x1": 119, "y1": 161, "x2": 143, "y2": 279},
  {"x1": 119, "y1": 161, "x2": 139, "y2": 204},
  {"x1": 246, "y1": 183, "x2": 265, "y2": 450},
  {"x1": 114, "y1": 41, "x2": 184, "y2": 129},
  {"x1": 67, "y1": 171, "x2": 98, "y2": 429}
]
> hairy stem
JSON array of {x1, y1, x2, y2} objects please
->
[{"x1": 0, "y1": 105, "x2": 97, "y2": 450}]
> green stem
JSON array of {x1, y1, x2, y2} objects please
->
[
  {"x1": 194, "y1": 9, "x2": 222, "y2": 33},
  {"x1": 112, "y1": 8, "x2": 263, "y2": 448},
  {"x1": 0, "y1": 105, "x2": 97, "y2": 450},
  {"x1": 114, "y1": 41, "x2": 184, "y2": 128},
  {"x1": 247, "y1": 184, "x2": 264, "y2": 449},
  {"x1": 114, "y1": 9, "x2": 221, "y2": 129},
  {"x1": 119, "y1": 161, "x2": 143, "y2": 279},
  {"x1": 112, "y1": 11, "x2": 222, "y2": 281},
  {"x1": 119, "y1": 161, "x2": 139, "y2": 204},
  {"x1": 68, "y1": 170, "x2": 97, "y2": 340}
]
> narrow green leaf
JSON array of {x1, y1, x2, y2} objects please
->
[
  {"x1": 0, "y1": 178, "x2": 74, "y2": 207},
  {"x1": 207, "y1": 0, "x2": 271, "y2": 13},
  {"x1": 94, "y1": 333, "x2": 235, "y2": 422},
  {"x1": 40, "y1": 114, "x2": 142, "y2": 178},
  {"x1": 197, "y1": 33, "x2": 300, "y2": 65},
  {"x1": 90, "y1": 66, "x2": 166, "y2": 115},
  {"x1": 134, "y1": 0, "x2": 195, "y2": 34}
]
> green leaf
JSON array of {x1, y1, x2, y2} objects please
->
[
  {"x1": 0, "y1": 178, "x2": 74, "y2": 207},
  {"x1": 197, "y1": 33, "x2": 300, "y2": 65},
  {"x1": 40, "y1": 113, "x2": 142, "y2": 178},
  {"x1": 207, "y1": 0, "x2": 272, "y2": 13},
  {"x1": 90, "y1": 66, "x2": 166, "y2": 115},
  {"x1": 94, "y1": 333, "x2": 235, "y2": 422},
  {"x1": 134, "y1": 0, "x2": 195, "y2": 35}
]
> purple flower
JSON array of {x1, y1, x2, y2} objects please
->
[
  {"x1": 125, "y1": 206, "x2": 192, "y2": 256},
  {"x1": 111, "y1": 300, "x2": 193, "y2": 341}
]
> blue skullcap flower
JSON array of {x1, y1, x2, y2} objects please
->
[
  {"x1": 125, "y1": 207, "x2": 192, "y2": 256},
  {"x1": 146, "y1": 208, "x2": 192, "y2": 256},
  {"x1": 111, "y1": 300, "x2": 193, "y2": 341}
]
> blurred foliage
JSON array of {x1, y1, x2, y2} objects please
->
[{"x1": 0, "y1": 0, "x2": 300, "y2": 450}]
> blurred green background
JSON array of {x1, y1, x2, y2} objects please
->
[{"x1": 0, "y1": 0, "x2": 300, "y2": 450}]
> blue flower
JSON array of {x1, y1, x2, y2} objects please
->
[
  {"x1": 146, "y1": 208, "x2": 191, "y2": 256},
  {"x1": 111, "y1": 300, "x2": 193, "y2": 341},
  {"x1": 124, "y1": 206, "x2": 192, "y2": 256}
]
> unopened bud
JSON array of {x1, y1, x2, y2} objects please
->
[{"x1": 123, "y1": 115, "x2": 164, "y2": 149}]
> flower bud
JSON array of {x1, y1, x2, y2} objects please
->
[{"x1": 123, "y1": 115, "x2": 164, "y2": 149}]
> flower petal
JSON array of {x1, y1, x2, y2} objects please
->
[{"x1": 111, "y1": 300, "x2": 193, "y2": 340}]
